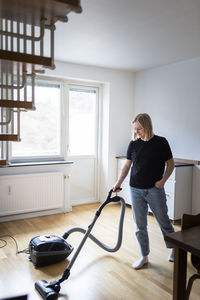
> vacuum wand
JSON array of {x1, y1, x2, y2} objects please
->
[
  {"x1": 35, "y1": 214, "x2": 99, "y2": 300},
  {"x1": 35, "y1": 188, "x2": 125, "y2": 300}
]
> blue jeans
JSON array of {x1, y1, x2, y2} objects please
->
[{"x1": 130, "y1": 186, "x2": 174, "y2": 256}]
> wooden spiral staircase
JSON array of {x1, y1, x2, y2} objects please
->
[{"x1": 0, "y1": 0, "x2": 82, "y2": 165}]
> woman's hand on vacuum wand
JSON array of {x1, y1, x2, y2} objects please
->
[{"x1": 113, "y1": 184, "x2": 122, "y2": 192}]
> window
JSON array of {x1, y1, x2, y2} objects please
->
[
  {"x1": 11, "y1": 79, "x2": 62, "y2": 161},
  {"x1": 10, "y1": 78, "x2": 99, "y2": 162},
  {"x1": 68, "y1": 87, "x2": 97, "y2": 156}
]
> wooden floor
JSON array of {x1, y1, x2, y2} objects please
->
[{"x1": 0, "y1": 203, "x2": 199, "y2": 300}]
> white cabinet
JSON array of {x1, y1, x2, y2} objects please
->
[
  {"x1": 165, "y1": 165, "x2": 193, "y2": 221},
  {"x1": 116, "y1": 157, "x2": 193, "y2": 221}
]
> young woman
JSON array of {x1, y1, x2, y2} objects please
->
[{"x1": 113, "y1": 113, "x2": 175, "y2": 269}]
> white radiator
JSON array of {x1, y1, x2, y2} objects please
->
[{"x1": 0, "y1": 172, "x2": 64, "y2": 217}]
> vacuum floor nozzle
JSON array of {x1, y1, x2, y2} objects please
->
[{"x1": 35, "y1": 280, "x2": 60, "y2": 300}]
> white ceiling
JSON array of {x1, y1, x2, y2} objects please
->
[{"x1": 54, "y1": 0, "x2": 200, "y2": 71}]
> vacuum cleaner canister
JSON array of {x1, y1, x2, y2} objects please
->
[{"x1": 29, "y1": 235, "x2": 73, "y2": 267}]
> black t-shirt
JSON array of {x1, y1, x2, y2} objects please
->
[{"x1": 126, "y1": 135, "x2": 173, "y2": 189}]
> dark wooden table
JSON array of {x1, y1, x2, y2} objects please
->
[{"x1": 165, "y1": 226, "x2": 200, "y2": 300}]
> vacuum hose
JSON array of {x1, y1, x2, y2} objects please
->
[{"x1": 62, "y1": 196, "x2": 126, "y2": 252}]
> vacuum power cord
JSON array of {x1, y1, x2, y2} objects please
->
[{"x1": 0, "y1": 234, "x2": 29, "y2": 254}]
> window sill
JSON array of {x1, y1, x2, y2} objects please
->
[{"x1": 2, "y1": 160, "x2": 74, "y2": 168}]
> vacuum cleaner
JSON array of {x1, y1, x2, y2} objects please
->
[
  {"x1": 35, "y1": 189, "x2": 125, "y2": 300},
  {"x1": 29, "y1": 234, "x2": 73, "y2": 267}
]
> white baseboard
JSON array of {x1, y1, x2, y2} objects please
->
[
  {"x1": 0, "y1": 207, "x2": 69, "y2": 223},
  {"x1": 71, "y1": 198, "x2": 99, "y2": 206}
]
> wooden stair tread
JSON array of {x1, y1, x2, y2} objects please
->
[
  {"x1": 0, "y1": 60, "x2": 35, "y2": 74},
  {"x1": 0, "y1": 50, "x2": 52, "y2": 68},
  {"x1": 0, "y1": 100, "x2": 35, "y2": 110},
  {"x1": 0, "y1": 160, "x2": 7, "y2": 166},
  {"x1": 0, "y1": 134, "x2": 20, "y2": 141},
  {"x1": 0, "y1": 0, "x2": 82, "y2": 26}
]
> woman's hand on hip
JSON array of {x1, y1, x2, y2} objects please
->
[{"x1": 155, "y1": 180, "x2": 164, "y2": 189}]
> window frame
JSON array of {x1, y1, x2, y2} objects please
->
[{"x1": 9, "y1": 76, "x2": 100, "y2": 163}]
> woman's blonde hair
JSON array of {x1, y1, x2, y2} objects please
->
[{"x1": 132, "y1": 113, "x2": 154, "y2": 141}]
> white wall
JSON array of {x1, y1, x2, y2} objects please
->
[
  {"x1": 134, "y1": 57, "x2": 200, "y2": 213},
  {"x1": 44, "y1": 62, "x2": 135, "y2": 201},
  {"x1": 0, "y1": 61, "x2": 135, "y2": 213}
]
